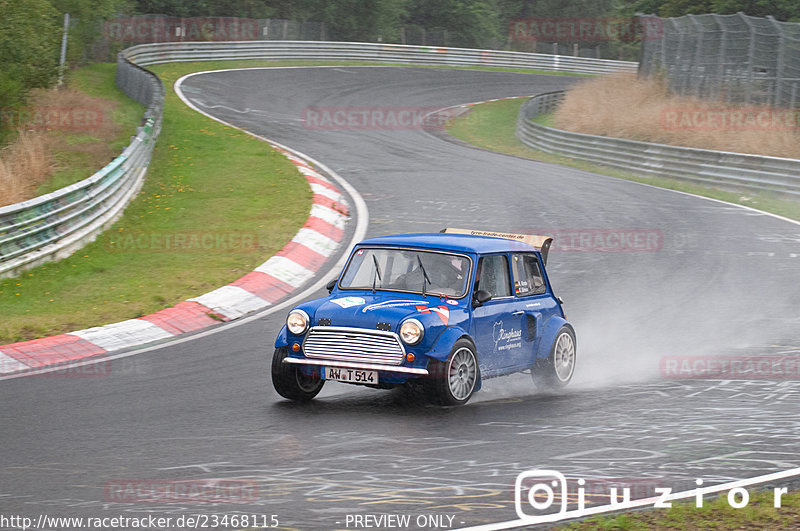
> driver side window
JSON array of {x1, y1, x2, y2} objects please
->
[{"x1": 475, "y1": 254, "x2": 511, "y2": 298}]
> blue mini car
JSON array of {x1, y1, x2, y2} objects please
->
[{"x1": 272, "y1": 229, "x2": 576, "y2": 405}]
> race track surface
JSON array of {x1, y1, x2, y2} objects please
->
[{"x1": 2, "y1": 67, "x2": 799, "y2": 530}]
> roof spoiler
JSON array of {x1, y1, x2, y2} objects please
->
[{"x1": 441, "y1": 228, "x2": 554, "y2": 265}]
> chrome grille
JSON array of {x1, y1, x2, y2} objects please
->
[{"x1": 302, "y1": 326, "x2": 406, "y2": 366}]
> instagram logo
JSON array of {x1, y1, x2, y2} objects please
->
[
  {"x1": 511, "y1": 469, "x2": 799, "y2": 525},
  {"x1": 515, "y1": 470, "x2": 568, "y2": 518}
]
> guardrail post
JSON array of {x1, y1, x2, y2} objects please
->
[
  {"x1": 515, "y1": 91, "x2": 800, "y2": 198},
  {"x1": 767, "y1": 16, "x2": 785, "y2": 107},
  {"x1": 739, "y1": 13, "x2": 757, "y2": 104},
  {"x1": 0, "y1": 40, "x2": 638, "y2": 278},
  {"x1": 713, "y1": 14, "x2": 726, "y2": 102}
]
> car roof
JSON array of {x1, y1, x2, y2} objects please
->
[{"x1": 357, "y1": 233, "x2": 539, "y2": 254}]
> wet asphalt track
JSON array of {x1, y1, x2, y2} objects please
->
[{"x1": 2, "y1": 67, "x2": 800, "y2": 530}]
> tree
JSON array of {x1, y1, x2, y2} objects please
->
[
  {"x1": 406, "y1": 0, "x2": 500, "y2": 47},
  {"x1": 49, "y1": 0, "x2": 130, "y2": 64},
  {"x1": 711, "y1": 0, "x2": 800, "y2": 21},
  {"x1": 316, "y1": 0, "x2": 408, "y2": 42},
  {"x1": 133, "y1": 0, "x2": 276, "y2": 18},
  {"x1": 658, "y1": 0, "x2": 713, "y2": 16},
  {"x1": 0, "y1": 0, "x2": 60, "y2": 118}
]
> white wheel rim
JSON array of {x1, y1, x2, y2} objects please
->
[
  {"x1": 448, "y1": 347, "x2": 477, "y2": 401},
  {"x1": 553, "y1": 332, "x2": 575, "y2": 382}
]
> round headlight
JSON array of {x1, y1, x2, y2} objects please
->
[
  {"x1": 286, "y1": 309, "x2": 310, "y2": 335},
  {"x1": 400, "y1": 319, "x2": 424, "y2": 345}
]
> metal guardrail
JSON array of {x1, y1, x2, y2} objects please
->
[
  {"x1": 516, "y1": 91, "x2": 800, "y2": 197},
  {"x1": 0, "y1": 41, "x2": 635, "y2": 279},
  {"x1": 0, "y1": 60, "x2": 164, "y2": 279},
  {"x1": 120, "y1": 40, "x2": 639, "y2": 74}
]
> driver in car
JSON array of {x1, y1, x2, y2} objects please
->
[{"x1": 395, "y1": 254, "x2": 466, "y2": 295}]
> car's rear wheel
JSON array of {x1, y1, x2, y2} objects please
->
[
  {"x1": 532, "y1": 326, "x2": 576, "y2": 389},
  {"x1": 271, "y1": 347, "x2": 324, "y2": 401},
  {"x1": 425, "y1": 339, "x2": 478, "y2": 406}
]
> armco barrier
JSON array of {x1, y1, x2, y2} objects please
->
[
  {"x1": 516, "y1": 91, "x2": 800, "y2": 197},
  {"x1": 118, "y1": 40, "x2": 639, "y2": 73},
  {"x1": 0, "y1": 41, "x2": 636, "y2": 279},
  {"x1": 0, "y1": 60, "x2": 164, "y2": 279}
]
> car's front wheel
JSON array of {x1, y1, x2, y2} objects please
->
[
  {"x1": 425, "y1": 339, "x2": 479, "y2": 406},
  {"x1": 271, "y1": 347, "x2": 324, "y2": 401},
  {"x1": 532, "y1": 326, "x2": 576, "y2": 389}
]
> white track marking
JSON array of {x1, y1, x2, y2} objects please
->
[
  {"x1": 455, "y1": 466, "x2": 800, "y2": 530},
  {"x1": 70, "y1": 319, "x2": 173, "y2": 352},
  {"x1": 255, "y1": 255, "x2": 316, "y2": 287},
  {"x1": 0, "y1": 67, "x2": 369, "y2": 382},
  {"x1": 188, "y1": 285, "x2": 270, "y2": 320},
  {"x1": 0, "y1": 353, "x2": 30, "y2": 375},
  {"x1": 292, "y1": 228, "x2": 340, "y2": 257}
]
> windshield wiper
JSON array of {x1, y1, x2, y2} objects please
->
[
  {"x1": 371, "y1": 254, "x2": 382, "y2": 293},
  {"x1": 416, "y1": 254, "x2": 431, "y2": 297}
]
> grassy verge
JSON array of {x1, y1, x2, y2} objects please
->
[
  {"x1": 110, "y1": 58, "x2": 592, "y2": 77},
  {"x1": 0, "y1": 59, "x2": 582, "y2": 343},
  {"x1": 446, "y1": 98, "x2": 800, "y2": 221},
  {"x1": 558, "y1": 488, "x2": 800, "y2": 530},
  {"x1": 0, "y1": 61, "x2": 311, "y2": 344},
  {"x1": 1, "y1": 64, "x2": 144, "y2": 207},
  {"x1": 35, "y1": 64, "x2": 147, "y2": 195}
]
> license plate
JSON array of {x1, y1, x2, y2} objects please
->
[{"x1": 322, "y1": 367, "x2": 378, "y2": 384}]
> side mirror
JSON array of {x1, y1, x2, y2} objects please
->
[
  {"x1": 557, "y1": 296, "x2": 564, "y2": 305},
  {"x1": 473, "y1": 289, "x2": 492, "y2": 307},
  {"x1": 326, "y1": 279, "x2": 337, "y2": 293}
]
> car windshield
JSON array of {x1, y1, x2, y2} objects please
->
[{"x1": 339, "y1": 247, "x2": 471, "y2": 297}]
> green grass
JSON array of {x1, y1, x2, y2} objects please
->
[
  {"x1": 0, "y1": 60, "x2": 582, "y2": 343},
  {"x1": 108, "y1": 58, "x2": 592, "y2": 78},
  {"x1": 445, "y1": 83, "x2": 800, "y2": 531},
  {"x1": 446, "y1": 98, "x2": 800, "y2": 222},
  {"x1": 0, "y1": 62, "x2": 311, "y2": 344},
  {"x1": 559, "y1": 489, "x2": 800, "y2": 530},
  {"x1": 35, "y1": 63, "x2": 146, "y2": 196},
  {"x1": 531, "y1": 112, "x2": 555, "y2": 127},
  {"x1": 69, "y1": 63, "x2": 149, "y2": 153}
]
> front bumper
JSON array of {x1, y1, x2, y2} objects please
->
[{"x1": 284, "y1": 357, "x2": 429, "y2": 375}]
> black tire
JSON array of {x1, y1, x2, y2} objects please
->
[
  {"x1": 271, "y1": 347, "x2": 324, "y2": 401},
  {"x1": 532, "y1": 326, "x2": 576, "y2": 389},
  {"x1": 424, "y1": 339, "x2": 479, "y2": 406}
]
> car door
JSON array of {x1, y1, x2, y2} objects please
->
[
  {"x1": 471, "y1": 253, "x2": 526, "y2": 376},
  {"x1": 510, "y1": 252, "x2": 559, "y2": 367}
]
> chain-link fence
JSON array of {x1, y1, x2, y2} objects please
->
[
  {"x1": 517, "y1": 91, "x2": 800, "y2": 196},
  {"x1": 639, "y1": 13, "x2": 800, "y2": 108},
  {"x1": 95, "y1": 15, "x2": 470, "y2": 59},
  {"x1": 93, "y1": 14, "x2": 638, "y2": 62},
  {"x1": 90, "y1": 15, "x2": 331, "y2": 60},
  {"x1": 0, "y1": 56, "x2": 162, "y2": 279}
]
